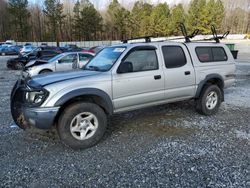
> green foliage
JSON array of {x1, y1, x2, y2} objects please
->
[
  {"x1": 43, "y1": 0, "x2": 65, "y2": 41},
  {"x1": 73, "y1": 0, "x2": 102, "y2": 40},
  {"x1": 2, "y1": 0, "x2": 228, "y2": 41},
  {"x1": 169, "y1": 4, "x2": 186, "y2": 35},
  {"x1": 131, "y1": 2, "x2": 153, "y2": 37},
  {"x1": 106, "y1": 0, "x2": 131, "y2": 39},
  {"x1": 8, "y1": 0, "x2": 30, "y2": 41},
  {"x1": 188, "y1": 0, "x2": 225, "y2": 34},
  {"x1": 149, "y1": 3, "x2": 170, "y2": 36},
  {"x1": 73, "y1": 0, "x2": 81, "y2": 40}
]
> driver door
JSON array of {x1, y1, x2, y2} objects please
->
[
  {"x1": 112, "y1": 46, "x2": 165, "y2": 111},
  {"x1": 56, "y1": 53, "x2": 77, "y2": 71},
  {"x1": 78, "y1": 53, "x2": 93, "y2": 68}
]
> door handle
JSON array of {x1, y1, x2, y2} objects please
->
[
  {"x1": 154, "y1": 75, "x2": 161, "y2": 80},
  {"x1": 184, "y1": 71, "x2": 191, "y2": 75}
]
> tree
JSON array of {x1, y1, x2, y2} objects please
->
[
  {"x1": 0, "y1": 0, "x2": 10, "y2": 41},
  {"x1": 188, "y1": 0, "x2": 207, "y2": 33},
  {"x1": 149, "y1": 3, "x2": 170, "y2": 36},
  {"x1": 130, "y1": 1, "x2": 153, "y2": 37},
  {"x1": 43, "y1": 0, "x2": 65, "y2": 44},
  {"x1": 8, "y1": 0, "x2": 30, "y2": 41},
  {"x1": 188, "y1": 0, "x2": 225, "y2": 34},
  {"x1": 79, "y1": 0, "x2": 102, "y2": 40},
  {"x1": 213, "y1": 0, "x2": 225, "y2": 32},
  {"x1": 73, "y1": 0, "x2": 81, "y2": 40},
  {"x1": 73, "y1": 0, "x2": 102, "y2": 40},
  {"x1": 169, "y1": 4, "x2": 186, "y2": 36},
  {"x1": 106, "y1": 0, "x2": 131, "y2": 39}
]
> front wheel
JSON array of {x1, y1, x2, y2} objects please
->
[
  {"x1": 196, "y1": 84, "x2": 222, "y2": 115},
  {"x1": 57, "y1": 102, "x2": 107, "y2": 149},
  {"x1": 15, "y1": 62, "x2": 24, "y2": 70}
]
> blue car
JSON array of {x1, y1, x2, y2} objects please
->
[
  {"x1": 20, "y1": 45, "x2": 36, "y2": 55},
  {"x1": 0, "y1": 45, "x2": 22, "y2": 56}
]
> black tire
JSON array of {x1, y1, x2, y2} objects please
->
[
  {"x1": 39, "y1": 69, "x2": 52, "y2": 74},
  {"x1": 15, "y1": 62, "x2": 24, "y2": 70},
  {"x1": 57, "y1": 102, "x2": 107, "y2": 149},
  {"x1": 196, "y1": 84, "x2": 222, "y2": 115}
]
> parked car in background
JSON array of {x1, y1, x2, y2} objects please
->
[
  {"x1": 40, "y1": 46, "x2": 62, "y2": 53},
  {"x1": 5, "y1": 40, "x2": 15, "y2": 45},
  {"x1": 7, "y1": 50, "x2": 61, "y2": 70},
  {"x1": 24, "y1": 43, "x2": 32, "y2": 46},
  {"x1": 61, "y1": 44, "x2": 82, "y2": 52},
  {"x1": 23, "y1": 52, "x2": 94, "y2": 77},
  {"x1": 0, "y1": 45, "x2": 22, "y2": 56},
  {"x1": 20, "y1": 45, "x2": 36, "y2": 55},
  {"x1": 41, "y1": 43, "x2": 48, "y2": 47},
  {"x1": 82, "y1": 45, "x2": 106, "y2": 54}
]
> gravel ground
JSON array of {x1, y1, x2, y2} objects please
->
[{"x1": 0, "y1": 56, "x2": 249, "y2": 187}]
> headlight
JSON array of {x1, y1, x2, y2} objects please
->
[
  {"x1": 25, "y1": 90, "x2": 48, "y2": 106},
  {"x1": 27, "y1": 66, "x2": 35, "y2": 71}
]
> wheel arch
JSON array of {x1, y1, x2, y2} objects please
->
[
  {"x1": 39, "y1": 69, "x2": 53, "y2": 74},
  {"x1": 195, "y1": 74, "x2": 224, "y2": 101},
  {"x1": 54, "y1": 88, "x2": 113, "y2": 118}
]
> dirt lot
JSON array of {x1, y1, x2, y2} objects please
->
[{"x1": 0, "y1": 56, "x2": 249, "y2": 187}]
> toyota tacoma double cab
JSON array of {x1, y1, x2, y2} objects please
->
[{"x1": 11, "y1": 38, "x2": 235, "y2": 149}]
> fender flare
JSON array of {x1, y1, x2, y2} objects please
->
[
  {"x1": 195, "y1": 74, "x2": 224, "y2": 99},
  {"x1": 54, "y1": 88, "x2": 113, "y2": 115}
]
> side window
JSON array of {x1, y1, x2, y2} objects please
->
[
  {"x1": 79, "y1": 53, "x2": 93, "y2": 62},
  {"x1": 212, "y1": 47, "x2": 227, "y2": 61},
  {"x1": 196, "y1": 47, "x2": 228, "y2": 62},
  {"x1": 59, "y1": 54, "x2": 77, "y2": 63},
  {"x1": 122, "y1": 49, "x2": 158, "y2": 72},
  {"x1": 196, "y1": 47, "x2": 213, "y2": 62},
  {"x1": 162, "y1": 46, "x2": 187, "y2": 68}
]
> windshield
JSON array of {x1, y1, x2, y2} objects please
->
[
  {"x1": 84, "y1": 47, "x2": 126, "y2": 71},
  {"x1": 48, "y1": 53, "x2": 64, "y2": 63}
]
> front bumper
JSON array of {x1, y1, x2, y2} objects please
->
[
  {"x1": 21, "y1": 106, "x2": 59, "y2": 129},
  {"x1": 10, "y1": 79, "x2": 59, "y2": 129}
]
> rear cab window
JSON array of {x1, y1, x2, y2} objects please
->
[{"x1": 196, "y1": 47, "x2": 228, "y2": 63}]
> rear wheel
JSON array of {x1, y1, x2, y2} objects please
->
[
  {"x1": 196, "y1": 84, "x2": 222, "y2": 115},
  {"x1": 57, "y1": 102, "x2": 107, "y2": 149}
]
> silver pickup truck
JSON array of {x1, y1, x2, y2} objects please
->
[{"x1": 11, "y1": 39, "x2": 235, "y2": 149}]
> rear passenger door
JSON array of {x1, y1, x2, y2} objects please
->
[{"x1": 161, "y1": 44, "x2": 196, "y2": 100}]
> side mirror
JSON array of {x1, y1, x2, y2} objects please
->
[{"x1": 117, "y1": 61, "x2": 133, "y2": 73}]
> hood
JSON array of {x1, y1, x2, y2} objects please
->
[
  {"x1": 8, "y1": 56, "x2": 27, "y2": 62},
  {"x1": 27, "y1": 70, "x2": 101, "y2": 87},
  {"x1": 25, "y1": 60, "x2": 48, "y2": 68}
]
